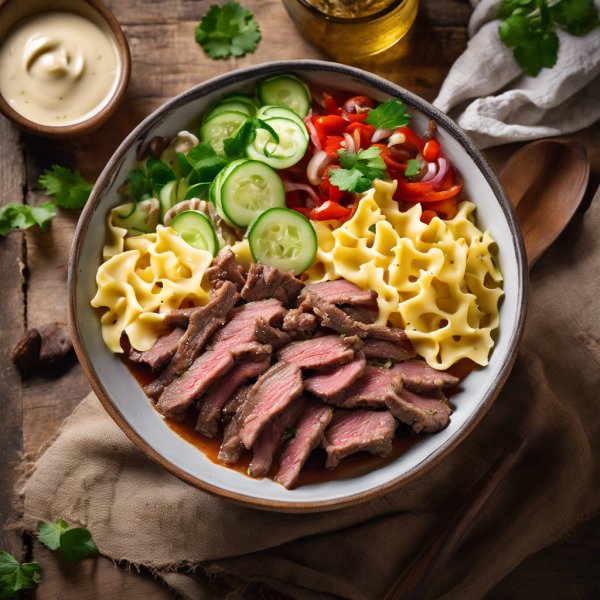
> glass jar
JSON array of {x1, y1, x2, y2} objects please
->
[{"x1": 281, "y1": 0, "x2": 419, "y2": 61}]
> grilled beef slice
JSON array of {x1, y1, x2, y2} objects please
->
[
  {"x1": 164, "y1": 307, "x2": 196, "y2": 329},
  {"x1": 274, "y1": 401, "x2": 334, "y2": 489},
  {"x1": 241, "y1": 263, "x2": 304, "y2": 306},
  {"x1": 154, "y1": 299, "x2": 286, "y2": 418},
  {"x1": 144, "y1": 282, "x2": 240, "y2": 398},
  {"x1": 277, "y1": 334, "x2": 361, "y2": 369},
  {"x1": 219, "y1": 385, "x2": 254, "y2": 463},
  {"x1": 298, "y1": 279, "x2": 378, "y2": 309},
  {"x1": 392, "y1": 360, "x2": 459, "y2": 393},
  {"x1": 205, "y1": 248, "x2": 246, "y2": 292},
  {"x1": 323, "y1": 409, "x2": 398, "y2": 469},
  {"x1": 195, "y1": 355, "x2": 271, "y2": 437},
  {"x1": 248, "y1": 396, "x2": 310, "y2": 478},
  {"x1": 340, "y1": 305, "x2": 377, "y2": 324},
  {"x1": 385, "y1": 386, "x2": 452, "y2": 434},
  {"x1": 326, "y1": 365, "x2": 403, "y2": 409},
  {"x1": 240, "y1": 361, "x2": 304, "y2": 449},
  {"x1": 362, "y1": 339, "x2": 416, "y2": 363},
  {"x1": 253, "y1": 316, "x2": 292, "y2": 350},
  {"x1": 129, "y1": 328, "x2": 185, "y2": 370},
  {"x1": 303, "y1": 351, "x2": 366, "y2": 398},
  {"x1": 222, "y1": 384, "x2": 252, "y2": 424},
  {"x1": 282, "y1": 308, "x2": 318, "y2": 333}
]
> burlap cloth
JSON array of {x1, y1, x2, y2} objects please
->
[{"x1": 16, "y1": 188, "x2": 600, "y2": 599}]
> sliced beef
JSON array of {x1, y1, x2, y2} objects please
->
[
  {"x1": 299, "y1": 292, "x2": 407, "y2": 341},
  {"x1": 362, "y1": 339, "x2": 416, "y2": 363},
  {"x1": 205, "y1": 248, "x2": 246, "y2": 292},
  {"x1": 164, "y1": 307, "x2": 196, "y2": 329},
  {"x1": 326, "y1": 365, "x2": 403, "y2": 409},
  {"x1": 241, "y1": 263, "x2": 304, "y2": 306},
  {"x1": 303, "y1": 351, "x2": 366, "y2": 398},
  {"x1": 393, "y1": 360, "x2": 459, "y2": 393},
  {"x1": 240, "y1": 361, "x2": 304, "y2": 449},
  {"x1": 386, "y1": 387, "x2": 452, "y2": 434},
  {"x1": 248, "y1": 396, "x2": 310, "y2": 478},
  {"x1": 129, "y1": 328, "x2": 185, "y2": 370},
  {"x1": 144, "y1": 282, "x2": 240, "y2": 399},
  {"x1": 274, "y1": 402, "x2": 334, "y2": 489},
  {"x1": 254, "y1": 316, "x2": 292, "y2": 350},
  {"x1": 340, "y1": 305, "x2": 377, "y2": 325},
  {"x1": 195, "y1": 355, "x2": 271, "y2": 437},
  {"x1": 323, "y1": 409, "x2": 398, "y2": 469},
  {"x1": 277, "y1": 335, "x2": 361, "y2": 369},
  {"x1": 219, "y1": 386, "x2": 254, "y2": 464},
  {"x1": 282, "y1": 308, "x2": 318, "y2": 333},
  {"x1": 298, "y1": 279, "x2": 378, "y2": 309},
  {"x1": 156, "y1": 342, "x2": 271, "y2": 419},
  {"x1": 222, "y1": 384, "x2": 252, "y2": 425}
]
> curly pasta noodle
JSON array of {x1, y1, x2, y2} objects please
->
[{"x1": 302, "y1": 179, "x2": 503, "y2": 369}]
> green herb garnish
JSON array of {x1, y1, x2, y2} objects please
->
[
  {"x1": 195, "y1": 2, "x2": 261, "y2": 59},
  {"x1": 39, "y1": 165, "x2": 94, "y2": 209},
  {"x1": 0, "y1": 203, "x2": 56, "y2": 237},
  {"x1": 223, "y1": 118, "x2": 279, "y2": 158},
  {"x1": 426, "y1": 410, "x2": 438, "y2": 415},
  {"x1": 499, "y1": 0, "x2": 599, "y2": 76},
  {"x1": 0, "y1": 551, "x2": 42, "y2": 598},
  {"x1": 38, "y1": 519, "x2": 99, "y2": 564},
  {"x1": 404, "y1": 159, "x2": 422, "y2": 178},
  {"x1": 365, "y1": 99, "x2": 411, "y2": 130},
  {"x1": 328, "y1": 147, "x2": 386, "y2": 194},
  {"x1": 280, "y1": 429, "x2": 299, "y2": 443}
]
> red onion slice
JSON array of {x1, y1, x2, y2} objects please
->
[
  {"x1": 371, "y1": 128, "x2": 394, "y2": 144},
  {"x1": 284, "y1": 181, "x2": 322, "y2": 207},
  {"x1": 428, "y1": 155, "x2": 450, "y2": 190},
  {"x1": 306, "y1": 150, "x2": 336, "y2": 186},
  {"x1": 342, "y1": 133, "x2": 356, "y2": 155},
  {"x1": 420, "y1": 161, "x2": 438, "y2": 182},
  {"x1": 304, "y1": 116, "x2": 322, "y2": 151}
]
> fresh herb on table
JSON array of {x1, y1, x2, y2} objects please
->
[
  {"x1": 39, "y1": 165, "x2": 94, "y2": 209},
  {"x1": 365, "y1": 99, "x2": 411, "y2": 130},
  {"x1": 0, "y1": 203, "x2": 56, "y2": 237},
  {"x1": 328, "y1": 147, "x2": 387, "y2": 194},
  {"x1": 499, "y1": 0, "x2": 600, "y2": 76},
  {"x1": 223, "y1": 118, "x2": 279, "y2": 158},
  {"x1": 404, "y1": 158, "x2": 423, "y2": 178},
  {"x1": 0, "y1": 551, "x2": 42, "y2": 598},
  {"x1": 38, "y1": 519, "x2": 98, "y2": 564},
  {"x1": 195, "y1": 1, "x2": 261, "y2": 59}
]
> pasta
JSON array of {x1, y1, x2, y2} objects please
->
[
  {"x1": 91, "y1": 226, "x2": 213, "y2": 353},
  {"x1": 303, "y1": 179, "x2": 503, "y2": 369}
]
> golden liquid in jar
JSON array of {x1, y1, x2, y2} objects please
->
[{"x1": 282, "y1": 0, "x2": 419, "y2": 60}]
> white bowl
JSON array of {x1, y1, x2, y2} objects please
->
[{"x1": 68, "y1": 60, "x2": 528, "y2": 512}]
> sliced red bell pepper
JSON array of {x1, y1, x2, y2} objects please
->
[
  {"x1": 341, "y1": 111, "x2": 370, "y2": 123},
  {"x1": 323, "y1": 135, "x2": 344, "y2": 154},
  {"x1": 420, "y1": 210, "x2": 437, "y2": 225},
  {"x1": 439, "y1": 167, "x2": 455, "y2": 191},
  {"x1": 342, "y1": 122, "x2": 376, "y2": 135},
  {"x1": 291, "y1": 206, "x2": 313, "y2": 219},
  {"x1": 323, "y1": 92, "x2": 339, "y2": 115},
  {"x1": 394, "y1": 176, "x2": 437, "y2": 197},
  {"x1": 311, "y1": 201, "x2": 352, "y2": 220},
  {"x1": 320, "y1": 165, "x2": 345, "y2": 203},
  {"x1": 315, "y1": 115, "x2": 348, "y2": 133},
  {"x1": 397, "y1": 126, "x2": 426, "y2": 153},
  {"x1": 423, "y1": 140, "x2": 440, "y2": 162},
  {"x1": 399, "y1": 184, "x2": 463, "y2": 204},
  {"x1": 422, "y1": 194, "x2": 460, "y2": 219}
]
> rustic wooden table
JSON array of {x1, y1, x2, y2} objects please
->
[{"x1": 1, "y1": 0, "x2": 599, "y2": 597}]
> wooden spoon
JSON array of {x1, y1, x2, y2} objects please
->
[
  {"x1": 499, "y1": 139, "x2": 589, "y2": 268},
  {"x1": 384, "y1": 138, "x2": 590, "y2": 600}
]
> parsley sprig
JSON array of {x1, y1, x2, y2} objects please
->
[
  {"x1": 365, "y1": 99, "x2": 411, "y2": 130},
  {"x1": 38, "y1": 519, "x2": 98, "y2": 564},
  {"x1": 0, "y1": 203, "x2": 56, "y2": 237},
  {"x1": 328, "y1": 147, "x2": 387, "y2": 194},
  {"x1": 0, "y1": 551, "x2": 42, "y2": 599},
  {"x1": 195, "y1": 2, "x2": 261, "y2": 59},
  {"x1": 499, "y1": 0, "x2": 599, "y2": 76}
]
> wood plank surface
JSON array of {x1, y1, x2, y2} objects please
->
[{"x1": 0, "y1": 0, "x2": 598, "y2": 598}]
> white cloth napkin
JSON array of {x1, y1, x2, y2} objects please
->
[{"x1": 433, "y1": 0, "x2": 600, "y2": 148}]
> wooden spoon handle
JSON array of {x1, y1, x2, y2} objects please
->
[{"x1": 383, "y1": 428, "x2": 531, "y2": 600}]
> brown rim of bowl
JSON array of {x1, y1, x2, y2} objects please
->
[
  {"x1": 295, "y1": 0, "x2": 407, "y2": 24},
  {"x1": 68, "y1": 60, "x2": 529, "y2": 513},
  {"x1": 0, "y1": 0, "x2": 131, "y2": 139}
]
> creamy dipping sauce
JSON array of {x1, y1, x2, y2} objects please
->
[{"x1": 0, "y1": 11, "x2": 120, "y2": 126}]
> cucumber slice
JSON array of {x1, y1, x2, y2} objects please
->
[
  {"x1": 257, "y1": 105, "x2": 308, "y2": 139},
  {"x1": 221, "y1": 92, "x2": 257, "y2": 107},
  {"x1": 200, "y1": 111, "x2": 248, "y2": 158},
  {"x1": 170, "y1": 210, "x2": 218, "y2": 256},
  {"x1": 247, "y1": 207, "x2": 317, "y2": 275},
  {"x1": 204, "y1": 100, "x2": 256, "y2": 123},
  {"x1": 112, "y1": 198, "x2": 159, "y2": 236},
  {"x1": 158, "y1": 180, "x2": 178, "y2": 222},
  {"x1": 217, "y1": 161, "x2": 285, "y2": 228},
  {"x1": 256, "y1": 75, "x2": 311, "y2": 117},
  {"x1": 209, "y1": 158, "x2": 248, "y2": 207},
  {"x1": 243, "y1": 117, "x2": 309, "y2": 170}
]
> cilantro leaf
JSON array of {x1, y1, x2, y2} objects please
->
[
  {"x1": 146, "y1": 158, "x2": 177, "y2": 195},
  {"x1": 186, "y1": 142, "x2": 217, "y2": 163},
  {"x1": 514, "y1": 31, "x2": 559, "y2": 76},
  {"x1": 0, "y1": 551, "x2": 42, "y2": 598},
  {"x1": 126, "y1": 169, "x2": 151, "y2": 201},
  {"x1": 223, "y1": 118, "x2": 279, "y2": 158},
  {"x1": 37, "y1": 520, "x2": 99, "y2": 564},
  {"x1": 0, "y1": 203, "x2": 56, "y2": 237},
  {"x1": 404, "y1": 159, "x2": 423, "y2": 178},
  {"x1": 551, "y1": 0, "x2": 600, "y2": 35},
  {"x1": 195, "y1": 2, "x2": 261, "y2": 59},
  {"x1": 330, "y1": 147, "x2": 386, "y2": 194},
  {"x1": 328, "y1": 168, "x2": 372, "y2": 194},
  {"x1": 38, "y1": 165, "x2": 94, "y2": 209},
  {"x1": 365, "y1": 100, "x2": 411, "y2": 130},
  {"x1": 498, "y1": 14, "x2": 531, "y2": 46},
  {"x1": 501, "y1": 0, "x2": 534, "y2": 19}
]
